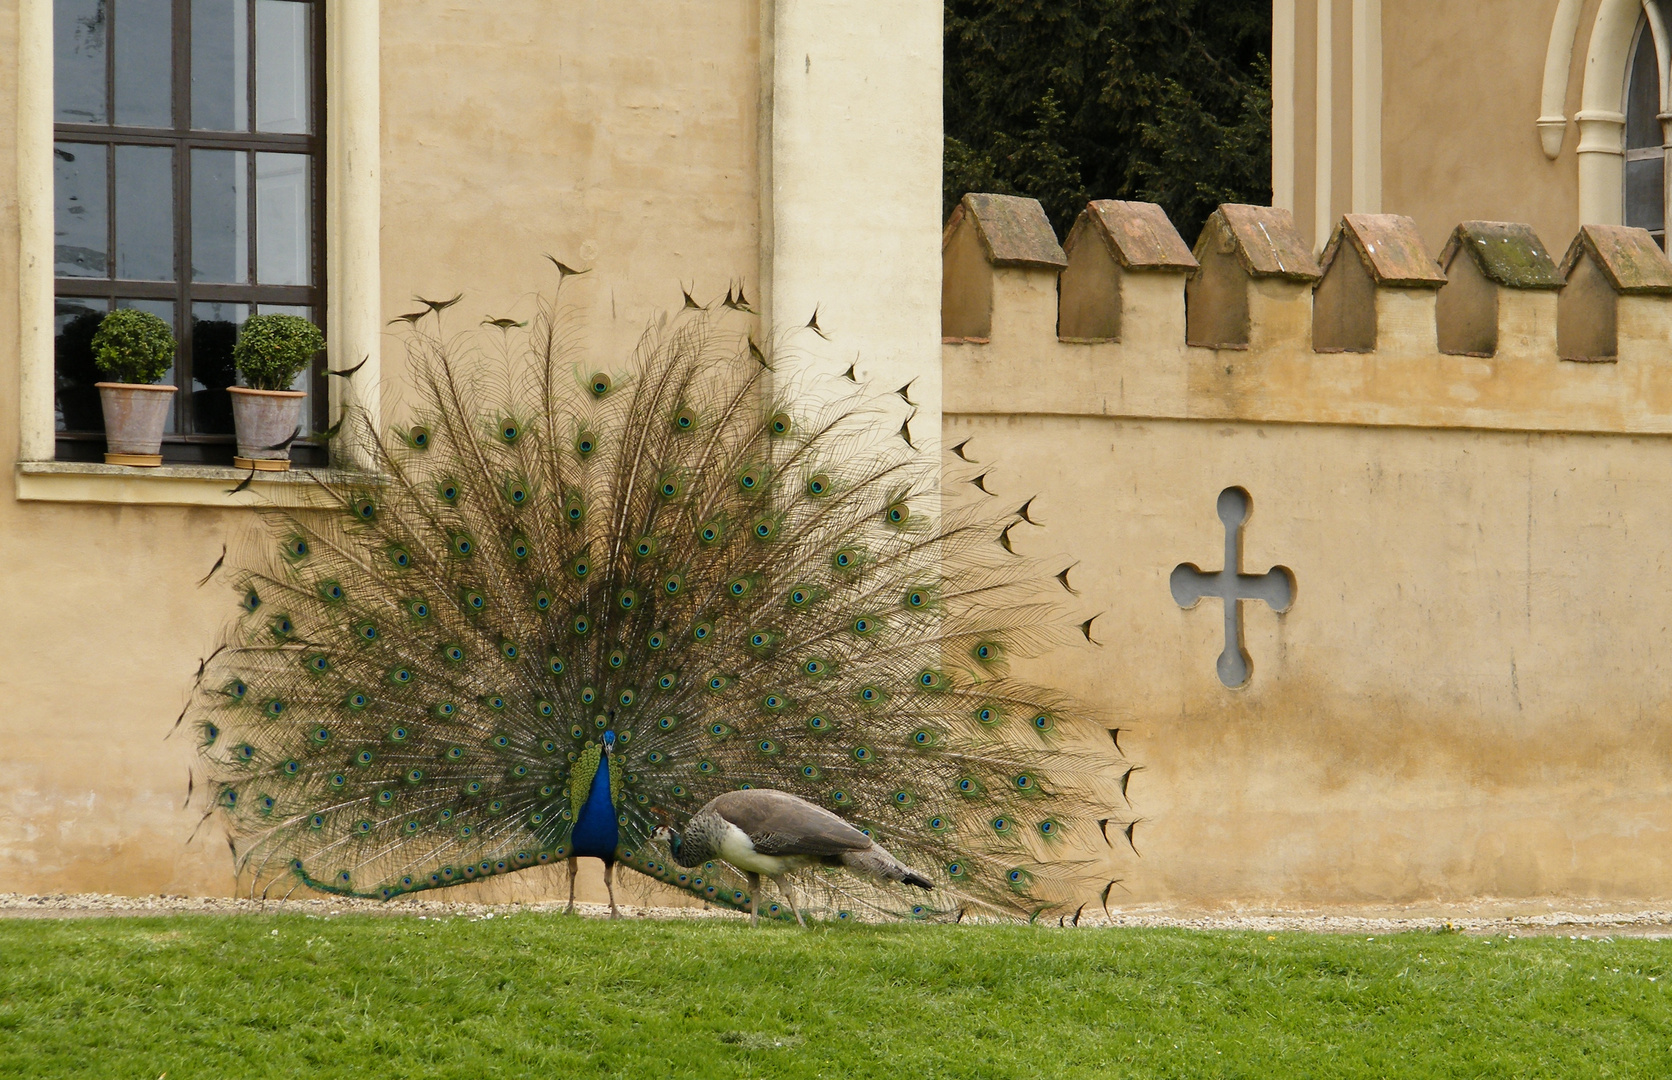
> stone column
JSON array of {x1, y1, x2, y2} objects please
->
[
  {"x1": 761, "y1": 0, "x2": 943, "y2": 449},
  {"x1": 325, "y1": 0, "x2": 382, "y2": 468}
]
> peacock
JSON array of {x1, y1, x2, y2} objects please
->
[{"x1": 188, "y1": 268, "x2": 1129, "y2": 922}]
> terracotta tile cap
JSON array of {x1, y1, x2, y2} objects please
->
[
  {"x1": 1558, "y1": 225, "x2": 1672, "y2": 294},
  {"x1": 1200, "y1": 204, "x2": 1321, "y2": 281},
  {"x1": 944, "y1": 193, "x2": 1067, "y2": 269},
  {"x1": 1320, "y1": 214, "x2": 1446, "y2": 288},
  {"x1": 1440, "y1": 221, "x2": 1563, "y2": 289},
  {"x1": 1072, "y1": 200, "x2": 1198, "y2": 271}
]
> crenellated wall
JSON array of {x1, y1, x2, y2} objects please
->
[
  {"x1": 945, "y1": 193, "x2": 1672, "y2": 910},
  {"x1": 944, "y1": 195, "x2": 1672, "y2": 436}
]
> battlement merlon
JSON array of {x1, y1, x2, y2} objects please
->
[{"x1": 942, "y1": 194, "x2": 1672, "y2": 436}]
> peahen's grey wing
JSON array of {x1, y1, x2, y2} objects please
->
[{"x1": 709, "y1": 790, "x2": 871, "y2": 856}]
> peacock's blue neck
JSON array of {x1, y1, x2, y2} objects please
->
[{"x1": 569, "y1": 750, "x2": 619, "y2": 861}]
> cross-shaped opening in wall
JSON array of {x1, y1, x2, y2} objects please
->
[{"x1": 1170, "y1": 487, "x2": 1294, "y2": 688}]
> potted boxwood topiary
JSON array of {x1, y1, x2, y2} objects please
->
[
  {"x1": 230, "y1": 313, "x2": 324, "y2": 470},
  {"x1": 91, "y1": 309, "x2": 177, "y2": 466}
]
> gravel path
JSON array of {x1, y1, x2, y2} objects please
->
[{"x1": 6, "y1": 892, "x2": 1672, "y2": 935}]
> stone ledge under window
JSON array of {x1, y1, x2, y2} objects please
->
[{"x1": 15, "y1": 460, "x2": 382, "y2": 508}]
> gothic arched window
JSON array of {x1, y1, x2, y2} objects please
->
[{"x1": 1625, "y1": 16, "x2": 1665, "y2": 246}]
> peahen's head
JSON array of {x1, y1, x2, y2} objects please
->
[{"x1": 650, "y1": 823, "x2": 692, "y2": 864}]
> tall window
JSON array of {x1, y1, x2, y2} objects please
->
[
  {"x1": 52, "y1": 0, "x2": 325, "y2": 465},
  {"x1": 1625, "y1": 17, "x2": 1666, "y2": 248}
]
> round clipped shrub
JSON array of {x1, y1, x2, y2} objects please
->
[
  {"x1": 235, "y1": 314, "x2": 325, "y2": 391},
  {"x1": 90, "y1": 309, "x2": 175, "y2": 385}
]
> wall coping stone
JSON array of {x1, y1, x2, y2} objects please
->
[
  {"x1": 1440, "y1": 221, "x2": 1564, "y2": 288},
  {"x1": 1079, "y1": 199, "x2": 1198, "y2": 271},
  {"x1": 943, "y1": 193, "x2": 1067, "y2": 269},
  {"x1": 1321, "y1": 213, "x2": 1447, "y2": 288},
  {"x1": 1559, "y1": 224, "x2": 1672, "y2": 293},
  {"x1": 1205, "y1": 204, "x2": 1321, "y2": 282}
]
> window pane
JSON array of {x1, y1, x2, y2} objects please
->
[
  {"x1": 55, "y1": 298, "x2": 109, "y2": 431},
  {"x1": 192, "y1": 149, "x2": 248, "y2": 282},
  {"x1": 192, "y1": 301, "x2": 247, "y2": 434},
  {"x1": 256, "y1": 152, "x2": 309, "y2": 284},
  {"x1": 191, "y1": 0, "x2": 248, "y2": 131},
  {"x1": 113, "y1": 0, "x2": 172, "y2": 128},
  {"x1": 115, "y1": 298, "x2": 178, "y2": 431},
  {"x1": 255, "y1": 1, "x2": 310, "y2": 133},
  {"x1": 1628, "y1": 28, "x2": 1663, "y2": 150},
  {"x1": 55, "y1": 0, "x2": 108, "y2": 125},
  {"x1": 1626, "y1": 155, "x2": 1666, "y2": 233},
  {"x1": 55, "y1": 142, "x2": 109, "y2": 277},
  {"x1": 114, "y1": 144, "x2": 174, "y2": 280}
]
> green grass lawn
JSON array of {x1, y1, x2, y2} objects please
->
[{"x1": 1, "y1": 915, "x2": 1669, "y2": 1078}]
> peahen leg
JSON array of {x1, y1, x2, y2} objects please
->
[
  {"x1": 603, "y1": 860, "x2": 621, "y2": 919},
  {"x1": 565, "y1": 857, "x2": 577, "y2": 915},
  {"x1": 747, "y1": 871, "x2": 760, "y2": 927},
  {"x1": 771, "y1": 874, "x2": 807, "y2": 928}
]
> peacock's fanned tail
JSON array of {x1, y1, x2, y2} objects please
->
[{"x1": 192, "y1": 286, "x2": 1129, "y2": 920}]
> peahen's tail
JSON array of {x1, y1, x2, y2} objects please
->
[
  {"x1": 839, "y1": 847, "x2": 935, "y2": 890},
  {"x1": 189, "y1": 268, "x2": 1132, "y2": 920}
]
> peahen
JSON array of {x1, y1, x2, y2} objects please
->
[
  {"x1": 654, "y1": 789, "x2": 934, "y2": 926},
  {"x1": 189, "y1": 271, "x2": 1128, "y2": 922}
]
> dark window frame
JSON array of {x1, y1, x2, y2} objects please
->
[{"x1": 53, "y1": 0, "x2": 327, "y2": 466}]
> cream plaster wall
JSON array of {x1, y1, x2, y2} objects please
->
[
  {"x1": 0, "y1": 1, "x2": 755, "y2": 904},
  {"x1": 375, "y1": 1, "x2": 764, "y2": 403},
  {"x1": 942, "y1": 218, "x2": 1672, "y2": 905},
  {"x1": 1285, "y1": 0, "x2": 1597, "y2": 256},
  {"x1": 2, "y1": 0, "x2": 943, "y2": 905},
  {"x1": 1381, "y1": 0, "x2": 1579, "y2": 255},
  {"x1": 956, "y1": 413, "x2": 1672, "y2": 904},
  {"x1": 764, "y1": 0, "x2": 943, "y2": 448}
]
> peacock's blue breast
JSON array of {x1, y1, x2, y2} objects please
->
[{"x1": 569, "y1": 753, "x2": 619, "y2": 860}]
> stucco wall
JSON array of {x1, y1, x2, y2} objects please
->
[
  {"x1": 1284, "y1": 0, "x2": 1609, "y2": 254},
  {"x1": 955, "y1": 414, "x2": 1672, "y2": 904},
  {"x1": 2, "y1": 0, "x2": 945, "y2": 906},
  {"x1": 0, "y1": 1, "x2": 765, "y2": 903},
  {"x1": 943, "y1": 197, "x2": 1672, "y2": 907},
  {"x1": 1381, "y1": 0, "x2": 1581, "y2": 254}
]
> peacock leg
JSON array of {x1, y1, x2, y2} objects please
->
[
  {"x1": 747, "y1": 871, "x2": 760, "y2": 927},
  {"x1": 771, "y1": 874, "x2": 806, "y2": 928},
  {"x1": 565, "y1": 856, "x2": 577, "y2": 915},
  {"x1": 603, "y1": 860, "x2": 621, "y2": 919}
]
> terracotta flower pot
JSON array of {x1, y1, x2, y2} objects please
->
[
  {"x1": 96, "y1": 382, "x2": 177, "y2": 466},
  {"x1": 229, "y1": 386, "x2": 307, "y2": 471}
]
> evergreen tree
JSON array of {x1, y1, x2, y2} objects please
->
[{"x1": 944, "y1": 0, "x2": 1272, "y2": 244}]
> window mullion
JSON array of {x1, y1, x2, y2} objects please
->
[
  {"x1": 56, "y1": 123, "x2": 316, "y2": 152},
  {"x1": 246, "y1": 0, "x2": 257, "y2": 136},
  {"x1": 104, "y1": 0, "x2": 115, "y2": 128},
  {"x1": 247, "y1": 135, "x2": 258, "y2": 293},
  {"x1": 176, "y1": 0, "x2": 194, "y2": 434},
  {"x1": 247, "y1": 0, "x2": 259, "y2": 294}
]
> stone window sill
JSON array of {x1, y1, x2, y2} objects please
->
[{"x1": 15, "y1": 460, "x2": 380, "y2": 507}]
